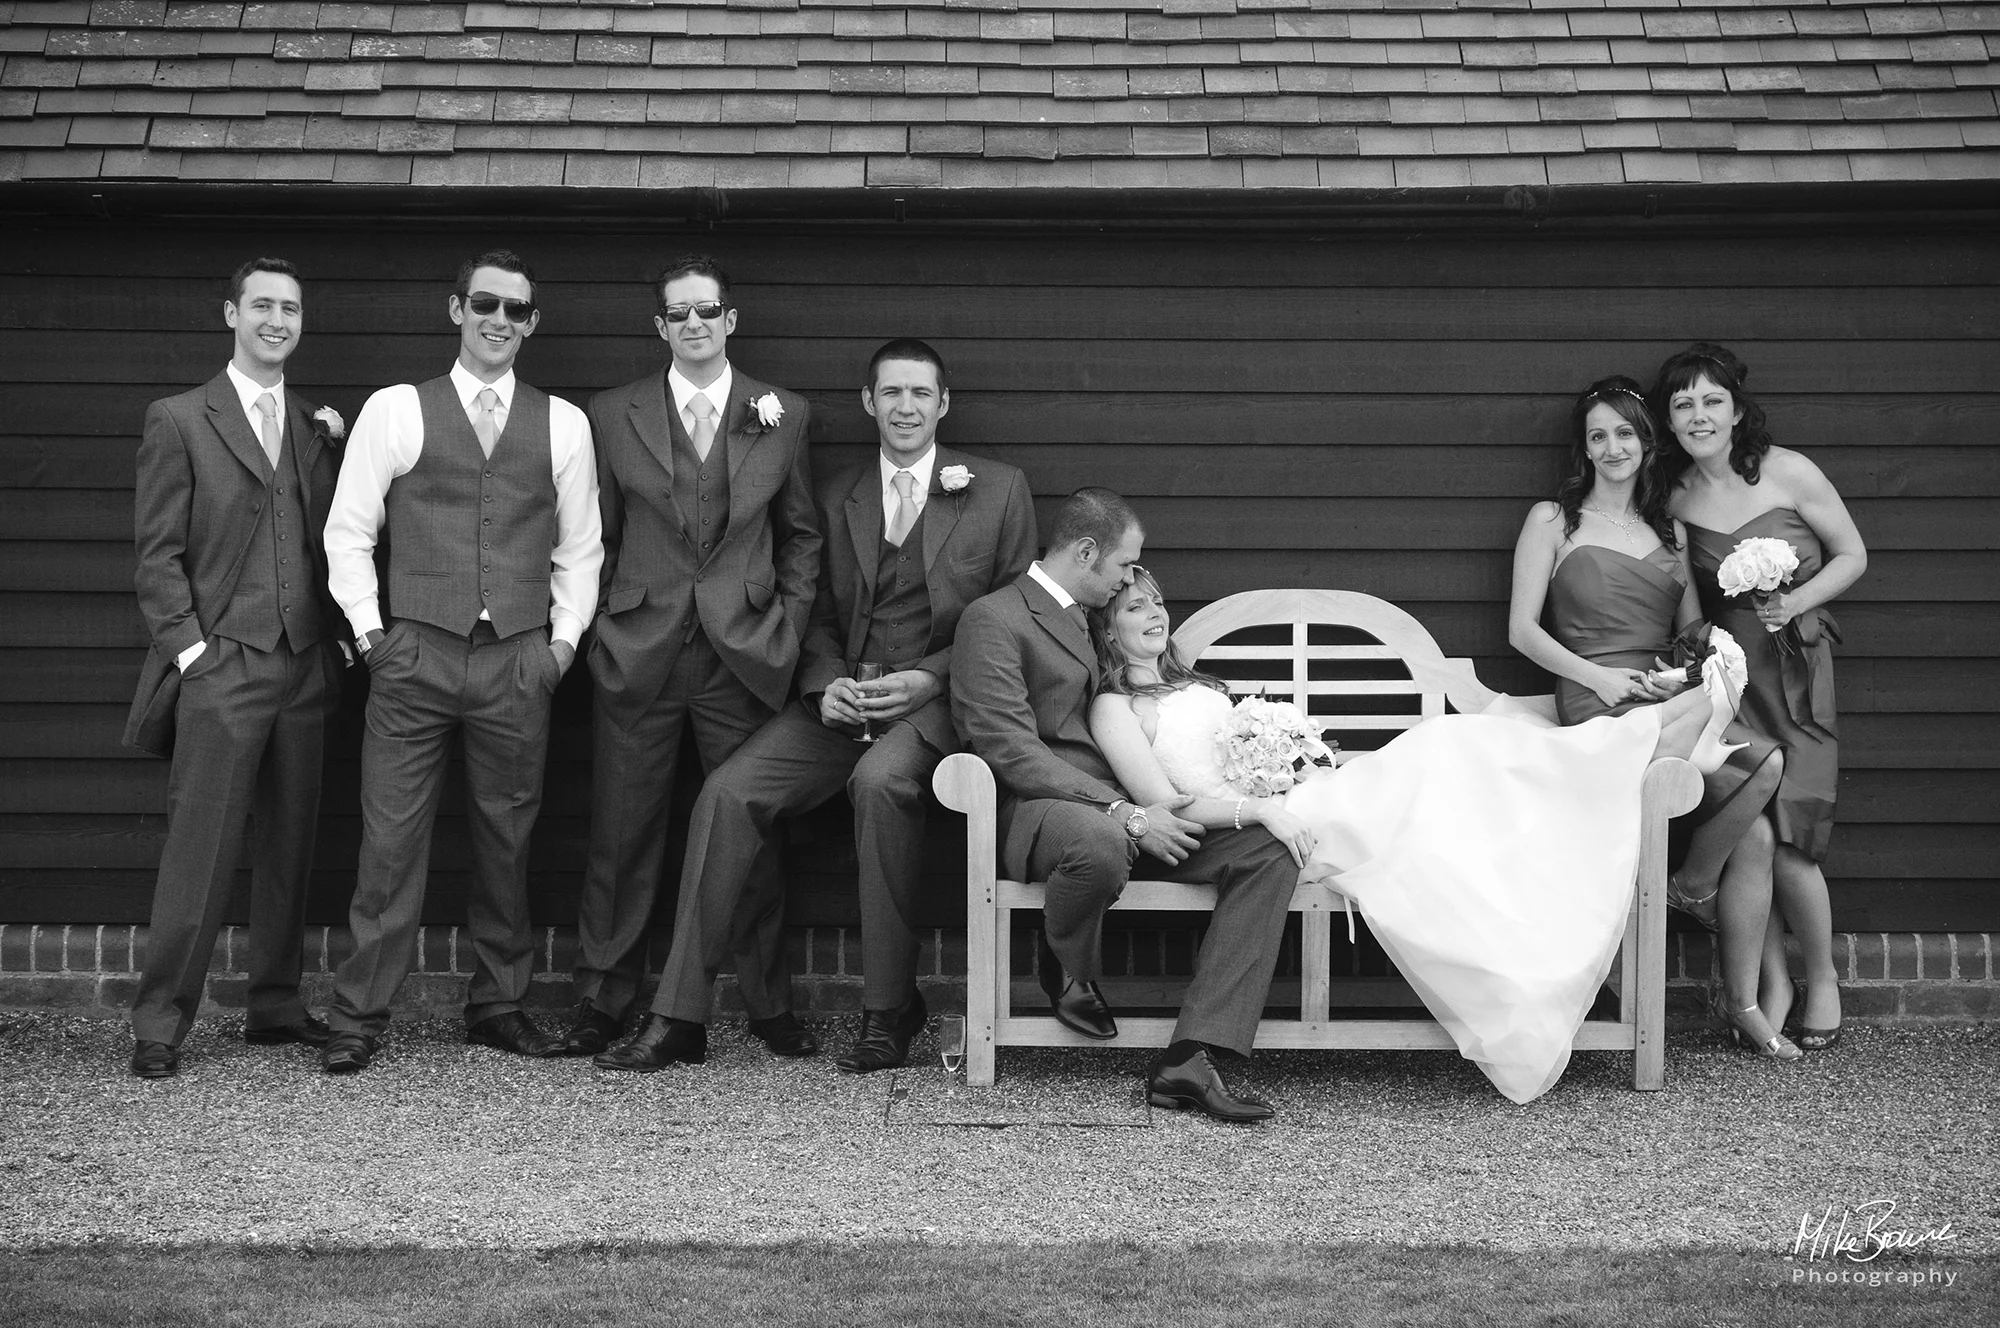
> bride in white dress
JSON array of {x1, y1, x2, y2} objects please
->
[{"x1": 1087, "y1": 569, "x2": 1745, "y2": 1104}]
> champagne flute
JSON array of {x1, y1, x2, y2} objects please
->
[
  {"x1": 938, "y1": 1014, "x2": 966, "y2": 1075},
  {"x1": 855, "y1": 662, "x2": 884, "y2": 743}
]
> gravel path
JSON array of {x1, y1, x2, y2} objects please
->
[{"x1": 1, "y1": 1014, "x2": 1992, "y2": 1254}]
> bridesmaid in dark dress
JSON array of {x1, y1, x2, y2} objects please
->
[
  {"x1": 1651, "y1": 345, "x2": 1868, "y2": 1050},
  {"x1": 1510, "y1": 377, "x2": 1793, "y2": 1057}
]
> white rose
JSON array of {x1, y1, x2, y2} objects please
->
[
  {"x1": 939, "y1": 465, "x2": 972, "y2": 492},
  {"x1": 753, "y1": 392, "x2": 784, "y2": 428},
  {"x1": 1706, "y1": 627, "x2": 1749, "y2": 694},
  {"x1": 313, "y1": 406, "x2": 345, "y2": 441}
]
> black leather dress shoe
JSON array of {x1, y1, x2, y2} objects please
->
[
  {"x1": 466, "y1": 1010, "x2": 564, "y2": 1058},
  {"x1": 748, "y1": 1011, "x2": 820, "y2": 1058},
  {"x1": 246, "y1": 1015, "x2": 332, "y2": 1047},
  {"x1": 1037, "y1": 932, "x2": 1116, "y2": 1040},
  {"x1": 593, "y1": 1013, "x2": 706, "y2": 1072},
  {"x1": 321, "y1": 1031, "x2": 377, "y2": 1074},
  {"x1": 130, "y1": 1040, "x2": 178, "y2": 1079},
  {"x1": 1147, "y1": 1048, "x2": 1274, "y2": 1123},
  {"x1": 559, "y1": 1002, "x2": 623, "y2": 1057},
  {"x1": 835, "y1": 989, "x2": 928, "y2": 1075}
]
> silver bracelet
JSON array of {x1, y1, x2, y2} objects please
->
[{"x1": 1233, "y1": 797, "x2": 1245, "y2": 831}]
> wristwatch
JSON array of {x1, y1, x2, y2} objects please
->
[{"x1": 1121, "y1": 806, "x2": 1150, "y2": 840}]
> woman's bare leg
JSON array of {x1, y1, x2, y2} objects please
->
[
  {"x1": 1675, "y1": 749, "x2": 1783, "y2": 900},
  {"x1": 1760, "y1": 903, "x2": 1794, "y2": 1030},
  {"x1": 1774, "y1": 843, "x2": 1841, "y2": 1032},
  {"x1": 1716, "y1": 816, "x2": 1776, "y2": 1028}
]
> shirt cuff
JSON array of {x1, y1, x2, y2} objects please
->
[
  {"x1": 344, "y1": 599, "x2": 384, "y2": 640},
  {"x1": 549, "y1": 608, "x2": 584, "y2": 651},
  {"x1": 174, "y1": 639, "x2": 206, "y2": 672}
]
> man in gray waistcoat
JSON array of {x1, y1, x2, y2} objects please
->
[
  {"x1": 124, "y1": 257, "x2": 348, "y2": 1079},
  {"x1": 319, "y1": 250, "x2": 602, "y2": 1073}
]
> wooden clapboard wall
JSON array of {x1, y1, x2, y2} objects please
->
[{"x1": 0, "y1": 214, "x2": 1994, "y2": 932}]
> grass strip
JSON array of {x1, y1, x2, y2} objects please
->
[{"x1": 0, "y1": 1241, "x2": 1987, "y2": 1327}]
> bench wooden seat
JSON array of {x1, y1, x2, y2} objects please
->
[{"x1": 932, "y1": 588, "x2": 1704, "y2": 1089}]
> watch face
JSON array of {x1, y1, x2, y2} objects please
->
[{"x1": 1125, "y1": 810, "x2": 1148, "y2": 838}]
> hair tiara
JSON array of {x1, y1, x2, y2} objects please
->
[{"x1": 1591, "y1": 385, "x2": 1647, "y2": 406}]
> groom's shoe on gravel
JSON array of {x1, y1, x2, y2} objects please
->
[
  {"x1": 320, "y1": 1032, "x2": 377, "y2": 1074},
  {"x1": 1037, "y1": 932, "x2": 1116, "y2": 1040},
  {"x1": 748, "y1": 1012, "x2": 820, "y2": 1058},
  {"x1": 245, "y1": 1015, "x2": 332, "y2": 1047},
  {"x1": 836, "y1": 989, "x2": 928, "y2": 1074},
  {"x1": 466, "y1": 1010, "x2": 563, "y2": 1058},
  {"x1": 1147, "y1": 1047, "x2": 1274, "y2": 1123},
  {"x1": 593, "y1": 1013, "x2": 706, "y2": 1072},
  {"x1": 130, "y1": 1040, "x2": 178, "y2": 1079},
  {"x1": 558, "y1": 1001, "x2": 623, "y2": 1057}
]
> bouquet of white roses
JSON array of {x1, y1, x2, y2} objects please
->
[
  {"x1": 1214, "y1": 696, "x2": 1336, "y2": 799},
  {"x1": 1716, "y1": 537, "x2": 1800, "y2": 633}
]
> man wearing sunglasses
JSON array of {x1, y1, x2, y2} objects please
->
[
  {"x1": 560, "y1": 254, "x2": 821, "y2": 1065},
  {"x1": 320, "y1": 250, "x2": 603, "y2": 1072}
]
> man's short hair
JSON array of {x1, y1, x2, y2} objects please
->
[
  {"x1": 655, "y1": 253, "x2": 731, "y2": 308},
  {"x1": 866, "y1": 338, "x2": 949, "y2": 392},
  {"x1": 1048, "y1": 487, "x2": 1140, "y2": 556},
  {"x1": 227, "y1": 257, "x2": 300, "y2": 305},
  {"x1": 455, "y1": 249, "x2": 537, "y2": 305}
]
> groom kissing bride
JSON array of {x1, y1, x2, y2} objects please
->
[
  {"x1": 950, "y1": 489, "x2": 1299, "y2": 1123},
  {"x1": 951, "y1": 489, "x2": 1752, "y2": 1117}
]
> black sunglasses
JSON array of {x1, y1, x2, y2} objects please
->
[
  {"x1": 464, "y1": 294, "x2": 536, "y2": 323},
  {"x1": 661, "y1": 301, "x2": 727, "y2": 323}
]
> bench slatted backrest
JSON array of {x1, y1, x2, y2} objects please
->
[{"x1": 1173, "y1": 589, "x2": 1498, "y2": 749}]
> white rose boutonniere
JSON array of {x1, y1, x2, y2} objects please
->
[
  {"x1": 938, "y1": 465, "x2": 973, "y2": 492},
  {"x1": 753, "y1": 392, "x2": 784, "y2": 430},
  {"x1": 312, "y1": 406, "x2": 346, "y2": 442}
]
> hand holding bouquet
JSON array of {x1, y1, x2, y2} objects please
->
[
  {"x1": 1716, "y1": 536, "x2": 1800, "y2": 634},
  {"x1": 1215, "y1": 696, "x2": 1337, "y2": 799}
]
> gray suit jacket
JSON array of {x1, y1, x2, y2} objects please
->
[
  {"x1": 123, "y1": 371, "x2": 340, "y2": 756},
  {"x1": 586, "y1": 366, "x2": 822, "y2": 726},
  {"x1": 950, "y1": 572, "x2": 1127, "y2": 879},
  {"x1": 798, "y1": 446, "x2": 1037, "y2": 752}
]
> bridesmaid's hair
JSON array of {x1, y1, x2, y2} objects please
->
[
  {"x1": 1649, "y1": 342, "x2": 1774, "y2": 488},
  {"x1": 1090, "y1": 567, "x2": 1230, "y2": 700},
  {"x1": 1557, "y1": 376, "x2": 1678, "y2": 549}
]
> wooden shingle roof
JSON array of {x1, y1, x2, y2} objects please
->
[{"x1": 2, "y1": 1, "x2": 1998, "y2": 191}]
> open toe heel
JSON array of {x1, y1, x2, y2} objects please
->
[
  {"x1": 1726, "y1": 1004, "x2": 1801, "y2": 1061},
  {"x1": 1666, "y1": 874, "x2": 1720, "y2": 933}
]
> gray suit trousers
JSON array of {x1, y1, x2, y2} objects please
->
[
  {"x1": 1022, "y1": 803, "x2": 1296, "y2": 1056},
  {"x1": 651, "y1": 699, "x2": 944, "y2": 1023},
  {"x1": 131, "y1": 636, "x2": 328, "y2": 1046},
  {"x1": 328, "y1": 619, "x2": 560, "y2": 1036}
]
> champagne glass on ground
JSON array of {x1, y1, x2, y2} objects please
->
[
  {"x1": 855, "y1": 662, "x2": 884, "y2": 743},
  {"x1": 938, "y1": 1014, "x2": 965, "y2": 1076}
]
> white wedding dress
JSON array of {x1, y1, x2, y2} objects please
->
[{"x1": 1149, "y1": 684, "x2": 1662, "y2": 1104}]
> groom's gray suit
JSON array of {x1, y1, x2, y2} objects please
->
[{"x1": 949, "y1": 572, "x2": 1296, "y2": 1055}]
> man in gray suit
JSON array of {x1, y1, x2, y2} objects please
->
[
  {"x1": 949, "y1": 489, "x2": 1296, "y2": 1122},
  {"x1": 125, "y1": 257, "x2": 346, "y2": 1078},
  {"x1": 320, "y1": 250, "x2": 602, "y2": 1072},
  {"x1": 558, "y1": 254, "x2": 821, "y2": 1058},
  {"x1": 593, "y1": 339, "x2": 1037, "y2": 1074}
]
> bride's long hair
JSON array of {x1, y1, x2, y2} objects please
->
[{"x1": 1090, "y1": 567, "x2": 1230, "y2": 699}]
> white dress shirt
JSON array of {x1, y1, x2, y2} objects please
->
[
  {"x1": 323, "y1": 360, "x2": 603, "y2": 648},
  {"x1": 1027, "y1": 561, "x2": 1077, "y2": 610},
  {"x1": 878, "y1": 444, "x2": 936, "y2": 530},
  {"x1": 224, "y1": 361, "x2": 285, "y2": 455},
  {"x1": 666, "y1": 361, "x2": 733, "y2": 442}
]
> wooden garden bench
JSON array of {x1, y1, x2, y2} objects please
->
[{"x1": 932, "y1": 588, "x2": 1704, "y2": 1090}]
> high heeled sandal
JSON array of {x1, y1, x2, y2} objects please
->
[
  {"x1": 1794, "y1": 983, "x2": 1843, "y2": 1051},
  {"x1": 1726, "y1": 1004, "x2": 1802, "y2": 1061},
  {"x1": 1666, "y1": 873, "x2": 1720, "y2": 932}
]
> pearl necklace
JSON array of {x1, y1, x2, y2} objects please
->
[{"x1": 1585, "y1": 504, "x2": 1644, "y2": 545}]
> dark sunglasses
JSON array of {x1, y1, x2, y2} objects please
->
[
  {"x1": 661, "y1": 301, "x2": 727, "y2": 323},
  {"x1": 464, "y1": 294, "x2": 536, "y2": 323}
]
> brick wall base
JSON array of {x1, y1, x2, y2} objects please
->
[{"x1": 1, "y1": 924, "x2": 1993, "y2": 1026}]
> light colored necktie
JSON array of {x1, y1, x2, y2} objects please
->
[
  {"x1": 472, "y1": 387, "x2": 500, "y2": 458},
  {"x1": 253, "y1": 391, "x2": 281, "y2": 470},
  {"x1": 886, "y1": 469, "x2": 918, "y2": 546},
  {"x1": 688, "y1": 393, "x2": 717, "y2": 462}
]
